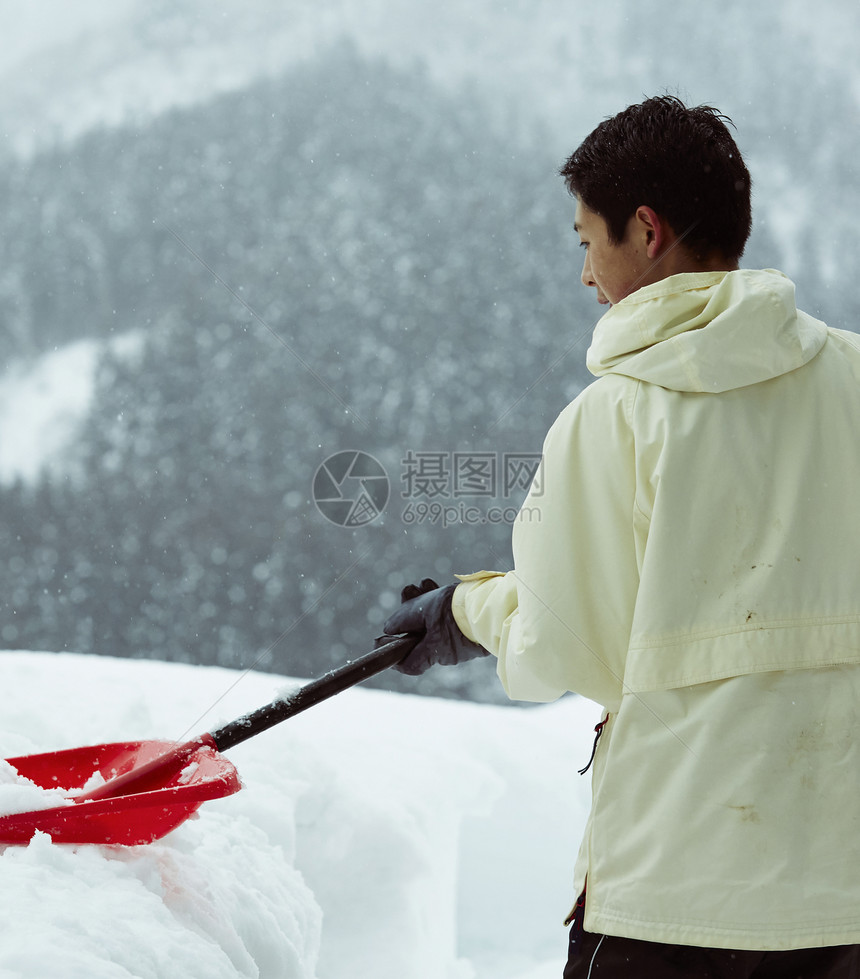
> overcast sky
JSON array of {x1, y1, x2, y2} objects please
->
[{"x1": 0, "y1": 0, "x2": 135, "y2": 75}]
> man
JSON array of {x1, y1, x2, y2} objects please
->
[{"x1": 380, "y1": 96, "x2": 860, "y2": 976}]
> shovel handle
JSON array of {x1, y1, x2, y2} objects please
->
[
  {"x1": 211, "y1": 634, "x2": 419, "y2": 752},
  {"x1": 76, "y1": 635, "x2": 418, "y2": 803}
]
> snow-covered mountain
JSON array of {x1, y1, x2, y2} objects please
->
[
  {"x1": 0, "y1": 0, "x2": 603, "y2": 157},
  {"x1": 2, "y1": 1, "x2": 859, "y2": 307},
  {"x1": 4, "y1": 0, "x2": 859, "y2": 162},
  {"x1": 0, "y1": 1, "x2": 859, "y2": 687}
]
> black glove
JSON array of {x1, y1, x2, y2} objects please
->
[{"x1": 378, "y1": 578, "x2": 489, "y2": 676}]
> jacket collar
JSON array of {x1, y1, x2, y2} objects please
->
[{"x1": 586, "y1": 269, "x2": 828, "y2": 393}]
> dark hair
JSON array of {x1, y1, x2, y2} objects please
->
[{"x1": 559, "y1": 95, "x2": 752, "y2": 263}]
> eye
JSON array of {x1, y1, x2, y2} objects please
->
[{"x1": 578, "y1": 241, "x2": 589, "y2": 250}]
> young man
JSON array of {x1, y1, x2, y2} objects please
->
[{"x1": 380, "y1": 97, "x2": 860, "y2": 977}]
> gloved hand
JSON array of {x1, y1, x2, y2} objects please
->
[{"x1": 377, "y1": 578, "x2": 489, "y2": 676}]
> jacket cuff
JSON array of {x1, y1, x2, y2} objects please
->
[{"x1": 451, "y1": 571, "x2": 510, "y2": 653}]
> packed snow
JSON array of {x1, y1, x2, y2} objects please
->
[{"x1": 0, "y1": 650, "x2": 600, "y2": 978}]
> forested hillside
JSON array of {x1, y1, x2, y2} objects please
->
[
  {"x1": 0, "y1": 47, "x2": 589, "y2": 700},
  {"x1": 2, "y1": 1, "x2": 859, "y2": 703}
]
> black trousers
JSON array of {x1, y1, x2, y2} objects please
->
[{"x1": 564, "y1": 930, "x2": 860, "y2": 978}]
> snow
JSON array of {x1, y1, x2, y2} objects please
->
[
  {"x1": 0, "y1": 0, "x2": 609, "y2": 159},
  {"x1": 0, "y1": 340, "x2": 98, "y2": 483},
  {"x1": 0, "y1": 651, "x2": 600, "y2": 978},
  {"x1": 0, "y1": 760, "x2": 74, "y2": 816},
  {"x1": 0, "y1": 333, "x2": 142, "y2": 485}
]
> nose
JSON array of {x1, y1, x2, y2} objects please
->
[{"x1": 581, "y1": 250, "x2": 595, "y2": 289}]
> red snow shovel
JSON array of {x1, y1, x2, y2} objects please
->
[{"x1": 0, "y1": 635, "x2": 416, "y2": 847}]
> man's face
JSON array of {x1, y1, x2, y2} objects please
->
[{"x1": 574, "y1": 200, "x2": 650, "y2": 306}]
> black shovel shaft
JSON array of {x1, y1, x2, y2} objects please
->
[
  {"x1": 210, "y1": 634, "x2": 418, "y2": 752},
  {"x1": 76, "y1": 635, "x2": 419, "y2": 802}
]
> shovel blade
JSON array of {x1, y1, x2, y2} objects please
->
[
  {"x1": 0, "y1": 637, "x2": 415, "y2": 847},
  {"x1": 1, "y1": 740, "x2": 240, "y2": 846}
]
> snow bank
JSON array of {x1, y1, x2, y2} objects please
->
[{"x1": 0, "y1": 651, "x2": 600, "y2": 978}]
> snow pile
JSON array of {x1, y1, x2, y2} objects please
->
[
  {"x1": 0, "y1": 651, "x2": 599, "y2": 979},
  {"x1": 0, "y1": 759, "x2": 74, "y2": 816}
]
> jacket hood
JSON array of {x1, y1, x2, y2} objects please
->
[{"x1": 586, "y1": 269, "x2": 828, "y2": 393}]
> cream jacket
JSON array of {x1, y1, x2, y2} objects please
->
[{"x1": 452, "y1": 269, "x2": 860, "y2": 950}]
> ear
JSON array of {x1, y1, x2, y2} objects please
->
[{"x1": 633, "y1": 205, "x2": 669, "y2": 260}]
